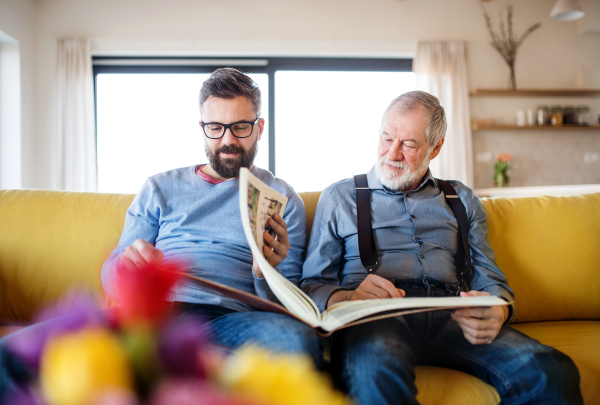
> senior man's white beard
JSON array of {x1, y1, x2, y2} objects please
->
[{"x1": 375, "y1": 153, "x2": 432, "y2": 191}]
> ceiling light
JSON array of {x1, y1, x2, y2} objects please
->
[{"x1": 550, "y1": 0, "x2": 585, "y2": 21}]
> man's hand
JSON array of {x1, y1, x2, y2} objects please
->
[
  {"x1": 451, "y1": 290, "x2": 509, "y2": 345},
  {"x1": 327, "y1": 274, "x2": 406, "y2": 308},
  {"x1": 252, "y1": 214, "x2": 291, "y2": 278},
  {"x1": 120, "y1": 239, "x2": 164, "y2": 271}
]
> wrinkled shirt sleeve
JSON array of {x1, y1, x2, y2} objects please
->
[
  {"x1": 458, "y1": 184, "x2": 516, "y2": 323},
  {"x1": 300, "y1": 186, "x2": 349, "y2": 312},
  {"x1": 101, "y1": 179, "x2": 161, "y2": 300}
]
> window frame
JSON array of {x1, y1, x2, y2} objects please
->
[{"x1": 92, "y1": 56, "x2": 412, "y2": 175}]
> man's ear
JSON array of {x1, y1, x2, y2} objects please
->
[
  {"x1": 257, "y1": 118, "x2": 265, "y2": 141},
  {"x1": 429, "y1": 137, "x2": 445, "y2": 160}
]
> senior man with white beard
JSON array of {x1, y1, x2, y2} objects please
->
[{"x1": 300, "y1": 91, "x2": 582, "y2": 405}]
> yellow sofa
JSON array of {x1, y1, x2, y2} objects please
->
[{"x1": 1, "y1": 189, "x2": 599, "y2": 404}]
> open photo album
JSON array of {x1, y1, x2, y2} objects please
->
[{"x1": 178, "y1": 168, "x2": 507, "y2": 336}]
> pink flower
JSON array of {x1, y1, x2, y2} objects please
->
[
  {"x1": 150, "y1": 379, "x2": 252, "y2": 405},
  {"x1": 497, "y1": 152, "x2": 513, "y2": 163}
]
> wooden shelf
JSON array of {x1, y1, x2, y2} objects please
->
[
  {"x1": 469, "y1": 89, "x2": 600, "y2": 97},
  {"x1": 472, "y1": 124, "x2": 600, "y2": 131}
]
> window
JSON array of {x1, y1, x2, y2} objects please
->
[
  {"x1": 275, "y1": 71, "x2": 415, "y2": 192},
  {"x1": 96, "y1": 71, "x2": 268, "y2": 194},
  {"x1": 94, "y1": 57, "x2": 413, "y2": 193}
]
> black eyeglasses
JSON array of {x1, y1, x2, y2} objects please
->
[{"x1": 201, "y1": 118, "x2": 260, "y2": 139}]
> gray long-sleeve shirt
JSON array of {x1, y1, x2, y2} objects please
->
[
  {"x1": 300, "y1": 166, "x2": 515, "y2": 321},
  {"x1": 102, "y1": 165, "x2": 307, "y2": 312}
]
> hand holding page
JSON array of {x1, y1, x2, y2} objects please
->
[{"x1": 244, "y1": 173, "x2": 288, "y2": 260}]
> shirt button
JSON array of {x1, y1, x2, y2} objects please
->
[
  {"x1": 420, "y1": 255, "x2": 425, "y2": 260},
  {"x1": 415, "y1": 237, "x2": 420, "y2": 242}
]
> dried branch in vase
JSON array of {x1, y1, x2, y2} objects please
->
[{"x1": 481, "y1": 3, "x2": 541, "y2": 90}]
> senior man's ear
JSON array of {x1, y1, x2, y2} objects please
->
[{"x1": 429, "y1": 137, "x2": 445, "y2": 160}]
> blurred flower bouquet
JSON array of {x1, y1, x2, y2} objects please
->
[
  {"x1": 3, "y1": 262, "x2": 350, "y2": 405},
  {"x1": 494, "y1": 153, "x2": 513, "y2": 188}
]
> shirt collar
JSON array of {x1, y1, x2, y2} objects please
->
[{"x1": 366, "y1": 165, "x2": 438, "y2": 195}]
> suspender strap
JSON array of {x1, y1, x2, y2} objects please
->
[
  {"x1": 354, "y1": 174, "x2": 377, "y2": 274},
  {"x1": 436, "y1": 179, "x2": 472, "y2": 290},
  {"x1": 352, "y1": 174, "x2": 471, "y2": 288}
]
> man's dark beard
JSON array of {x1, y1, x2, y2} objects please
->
[{"x1": 205, "y1": 141, "x2": 258, "y2": 179}]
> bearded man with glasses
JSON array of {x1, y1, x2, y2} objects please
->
[
  {"x1": 98, "y1": 68, "x2": 321, "y2": 361},
  {"x1": 0, "y1": 68, "x2": 323, "y2": 401}
]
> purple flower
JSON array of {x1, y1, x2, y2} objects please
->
[
  {"x1": 5, "y1": 292, "x2": 104, "y2": 369},
  {"x1": 158, "y1": 316, "x2": 210, "y2": 378}
]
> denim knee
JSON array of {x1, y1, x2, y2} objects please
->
[
  {"x1": 0, "y1": 344, "x2": 36, "y2": 404},
  {"x1": 500, "y1": 343, "x2": 583, "y2": 405},
  {"x1": 523, "y1": 346, "x2": 582, "y2": 405},
  {"x1": 208, "y1": 312, "x2": 324, "y2": 369},
  {"x1": 267, "y1": 317, "x2": 324, "y2": 368},
  {"x1": 330, "y1": 318, "x2": 420, "y2": 405}
]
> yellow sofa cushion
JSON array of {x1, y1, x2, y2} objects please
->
[
  {"x1": 415, "y1": 366, "x2": 499, "y2": 405},
  {"x1": 0, "y1": 190, "x2": 135, "y2": 323},
  {"x1": 481, "y1": 193, "x2": 600, "y2": 323},
  {"x1": 299, "y1": 191, "x2": 321, "y2": 240},
  {"x1": 511, "y1": 321, "x2": 600, "y2": 405}
]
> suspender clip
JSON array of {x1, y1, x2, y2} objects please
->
[{"x1": 365, "y1": 263, "x2": 378, "y2": 275}]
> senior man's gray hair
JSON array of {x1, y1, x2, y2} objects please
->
[{"x1": 381, "y1": 91, "x2": 447, "y2": 149}]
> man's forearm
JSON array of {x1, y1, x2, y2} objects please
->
[
  {"x1": 326, "y1": 290, "x2": 354, "y2": 308},
  {"x1": 500, "y1": 304, "x2": 510, "y2": 325},
  {"x1": 101, "y1": 250, "x2": 125, "y2": 300}
]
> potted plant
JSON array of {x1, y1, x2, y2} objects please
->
[{"x1": 494, "y1": 152, "x2": 513, "y2": 188}]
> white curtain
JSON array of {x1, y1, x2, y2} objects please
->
[
  {"x1": 53, "y1": 38, "x2": 97, "y2": 191},
  {"x1": 414, "y1": 41, "x2": 473, "y2": 187}
]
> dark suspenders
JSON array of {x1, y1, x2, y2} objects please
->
[
  {"x1": 354, "y1": 174, "x2": 377, "y2": 274},
  {"x1": 353, "y1": 174, "x2": 472, "y2": 290},
  {"x1": 436, "y1": 179, "x2": 472, "y2": 290}
]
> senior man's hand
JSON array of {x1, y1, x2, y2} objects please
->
[
  {"x1": 252, "y1": 214, "x2": 291, "y2": 278},
  {"x1": 451, "y1": 290, "x2": 509, "y2": 345},
  {"x1": 326, "y1": 274, "x2": 406, "y2": 308},
  {"x1": 120, "y1": 239, "x2": 164, "y2": 271}
]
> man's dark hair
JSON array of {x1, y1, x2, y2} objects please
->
[{"x1": 199, "y1": 68, "x2": 261, "y2": 116}]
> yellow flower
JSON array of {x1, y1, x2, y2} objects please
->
[
  {"x1": 40, "y1": 328, "x2": 134, "y2": 405},
  {"x1": 220, "y1": 346, "x2": 351, "y2": 405}
]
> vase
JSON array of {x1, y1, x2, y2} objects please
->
[{"x1": 494, "y1": 172, "x2": 509, "y2": 188}]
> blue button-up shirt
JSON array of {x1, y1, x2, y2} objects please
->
[{"x1": 300, "y1": 166, "x2": 515, "y2": 320}]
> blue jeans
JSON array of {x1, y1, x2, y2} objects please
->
[
  {"x1": 331, "y1": 279, "x2": 583, "y2": 405},
  {"x1": 0, "y1": 304, "x2": 323, "y2": 403},
  {"x1": 171, "y1": 303, "x2": 323, "y2": 365}
]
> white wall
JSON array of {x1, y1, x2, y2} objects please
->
[
  {"x1": 6, "y1": 0, "x2": 600, "y2": 188},
  {"x1": 0, "y1": 34, "x2": 21, "y2": 189},
  {"x1": 0, "y1": 0, "x2": 35, "y2": 188},
  {"x1": 579, "y1": 0, "x2": 600, "y2": 34}
]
